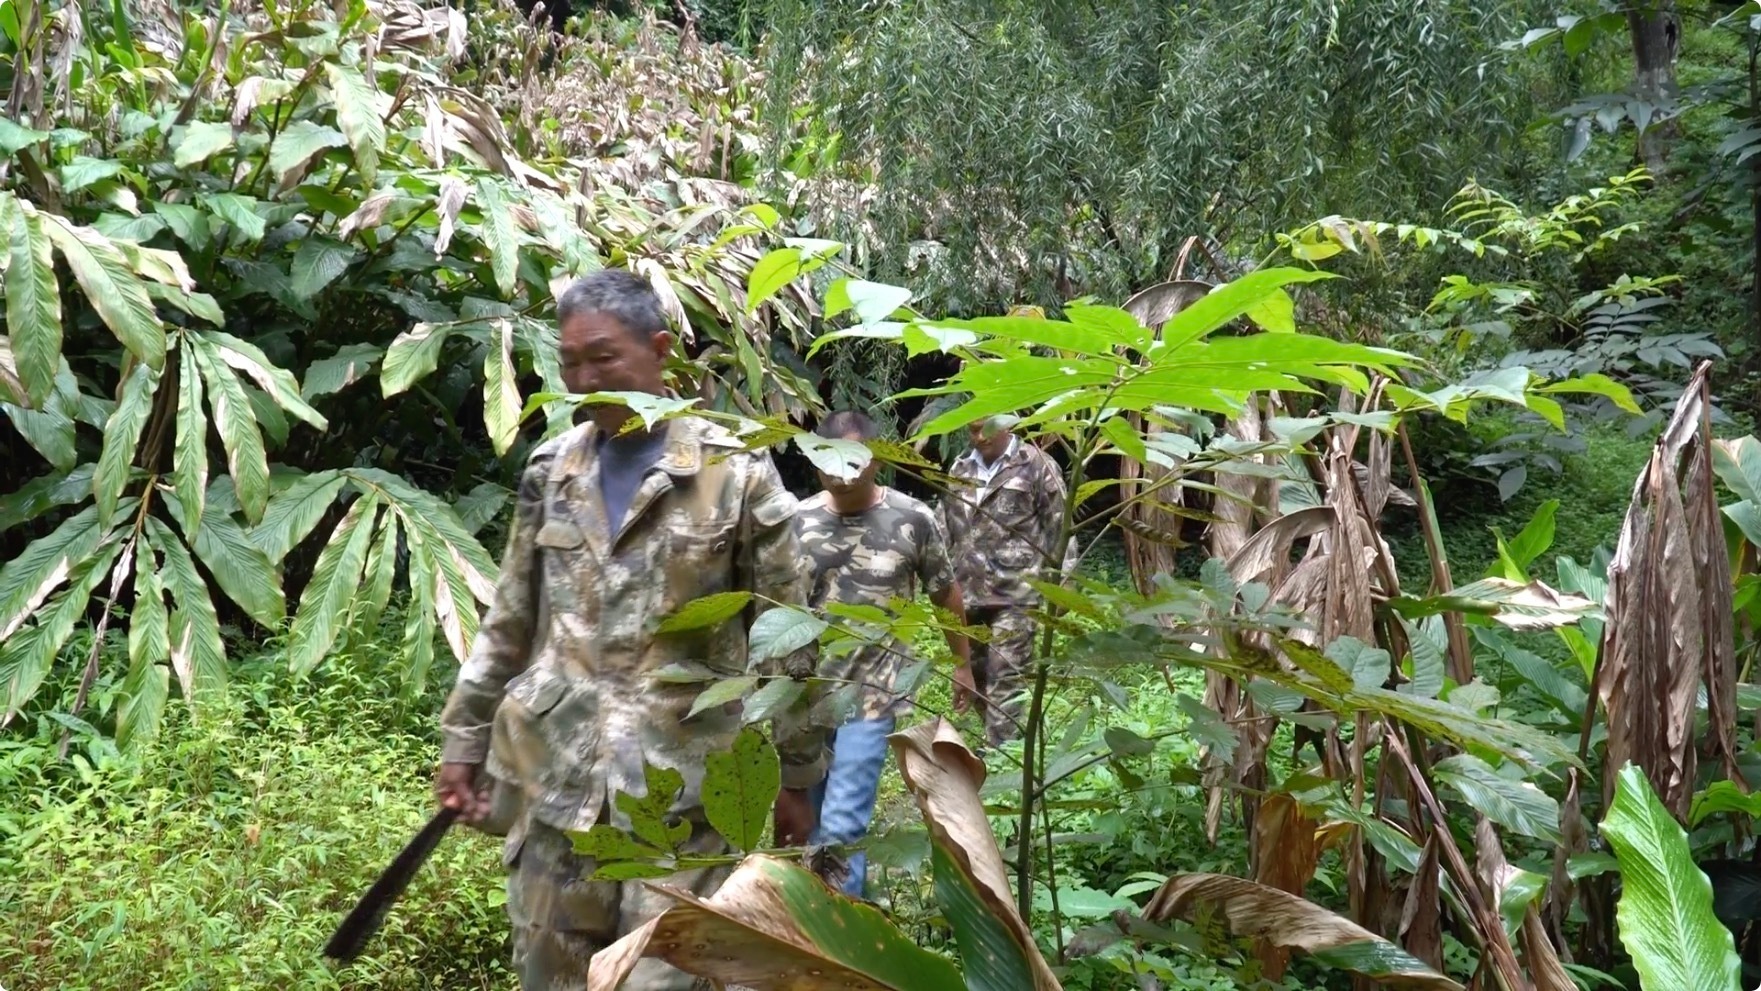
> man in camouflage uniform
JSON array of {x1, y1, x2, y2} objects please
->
[
  {"x1": 434, "y1": 269, "x2": 825, "y2": 991},
  {"x1": 795, "y1": 410, "x2": 970, "y2": 897},
  {"x1": 937, "y1": 414, "x2": 1073, "y2": 747}
]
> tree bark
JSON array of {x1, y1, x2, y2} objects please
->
[{"x1": 1627, "y1": 2, "x2": 1681, "y2": 172}]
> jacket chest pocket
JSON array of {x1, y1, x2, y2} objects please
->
[
  {"x1": 535, "y1": 518, "x2": 591, "y2": 604},
  {"x1": 662, "y1": 519, "x2": 737, "y2": 610}
]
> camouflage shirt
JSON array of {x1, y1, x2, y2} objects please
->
[
  {"x1": 438, "y1": 415, "x2": 827, "y2": 840},
  {"x1": 796, "y1": 488, "x2": 957, "y2": 721},
  {"x1": 938, "y1": 437, "x2": 1074, "y2": 609}
]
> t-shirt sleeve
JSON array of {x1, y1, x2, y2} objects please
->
[{"x1": 916, "y1": 505, "x2": 957, "y2": 596}]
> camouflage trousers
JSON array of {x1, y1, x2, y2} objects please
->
[
  {"x1": 506, "y1": 817, "x2": 730, "y2": 991},
  {"x1": 967, "y1": 605, "x2": 1036, "y2": 746}
]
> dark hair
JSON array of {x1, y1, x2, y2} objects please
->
[
  {"x1": 816, "y1": 409, "x2": 881, "y2": 441},
  {"x1": 555, "y1": 269, "x2": 669, "y2": 340}
]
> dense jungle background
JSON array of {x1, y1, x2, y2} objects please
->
[{"x1": 6, "y1": 0, "x2": 1761, "y2": 989}]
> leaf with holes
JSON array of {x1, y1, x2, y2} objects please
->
[{"x1": 702, "y1": 726, "x2": 782, "y2": 853}]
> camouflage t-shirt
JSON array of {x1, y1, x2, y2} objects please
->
[{"x1": 796, "y1": 487, "x2": 957, "y2": 721}]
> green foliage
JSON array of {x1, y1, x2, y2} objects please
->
[{"x1": 1602, "y1": 764, "x2": 1743, "y2": 991}]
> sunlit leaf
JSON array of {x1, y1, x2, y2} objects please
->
[
  {"x1": 268, "y1": 120, "x2": 348, "y2": 186},
  {"x1": 173, "y1": 120, "x2": 235, "y2": 167},
  {"x1": 381, "y1": 322, "x2": 453, "y2": 397},
  {"x1": 660, "y1": 592, "x2": 755, "y2": 633},
  {"x1": 483, "y1": 318, "x2": 521, "y2": 455}
]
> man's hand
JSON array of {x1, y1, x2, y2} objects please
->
[
  {"x1": 952, "y1": 664, "x2": 978, "y2": 714},
  {"x1": 436, "y1": 761, "x2": 488, "y2": 823},
  {"x1": 772, "y1": 788, "x2": 816, "y2": 846}
]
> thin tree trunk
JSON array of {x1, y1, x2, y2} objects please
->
[{"x1": 1627, "y1": 2, "x2": 1680, "y2": 172}]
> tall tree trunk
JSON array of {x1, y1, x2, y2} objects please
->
[{"x1": 1628, "y1": 2, "x2": 1680, "y2": 172}]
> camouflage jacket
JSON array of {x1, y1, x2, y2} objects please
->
[
  {"x1": 796, "y1": 488, "x2": 957, "y2": 721},
  {"x1": 438, "y1": 416, "x2": 827, "y2": 841},
  {"x1": 937, "y1": 437, "x2": 1074, "y2": 609}
]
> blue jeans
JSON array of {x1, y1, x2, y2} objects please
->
[{"x1": 809, "y1": 716, "x2": 895, "y2": 897}]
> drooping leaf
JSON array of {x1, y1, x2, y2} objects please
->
[
  {"x1": 40, "y1": 215, "x2": 166, "y2": 370},
  {"x1": 351, "y1": 509, "x2": 400, "y2": 636},
  {"x1": 147, "y1": 518, "x2": 228, "y2": 701},
  {"x1": 1, "y1": 538, "x2": 124, "y2": 723},
  {"x1": 585, "y1": 855, "x2": 966, "y2": 991},
  {"x1": 0, "y1": 504, "x2": 104, "y2": 642},
  {"x1": 741, "y1": 677, "x2": 807, "y2": 725},
  {"x1": 890, "y1": 718, "x2": 1064, "y2": 991},
  {"x1": 1142, "y1": 873, "x2": 1463, "y2": 991},
  {"x1": 173, "y1": 345, "x2": 208, "y2": 534},
  {"x1": 94, "y1": 363, "x2": 157, "y2": 525},
  {"x1": 268, "y1": 120, "x2": 348, "y2": 186},
  {"x1": 189, "y1": 334, "x2": 271, "y2": 524},
  {"x1": 302, "y1": 343, "x2": 382, "y2": 399},
  {"x1": 1387, "y1": 578, "x2": 1598, "y2": 630},
  {"x1": 474, "y1": 179, "x2": 520, "y2": 299},
  {"x1": 119, "y1": 552, "x2": 170, "y2": 749},
  {"x1": 250, "y1": 470, "x2": 347, "y2": 563},
  {"x1": 401, "y1": 533, "x2": 439, "y2": 696},
  {"x1": 6, "y1": 197, "x2": 61, "y2": 406},
  {"x1": 162, "y1": 488, "x2": 285, "y2": 628},
  {"x1": 173, "y1": 120, "x2": 235, "y2": 167},
  {"x1": 689, "y1": 675, "x2": 759, "y2": 718},
  {"x1": 325, "y1": 62, "x2": 386, "y2": 185},
  {"x1": 290, "y1": 234, "x2": 358, "y2": 300},
  {"x1": 0, "y1": 465, "x2": 95, "y2": 531},
  {"x1": 483, "y1": 318, "x2": 520, "y2": 455},
  {"x1": 285, "y1": 495, "x2": 379, "y2": 674},
  {"x1": 1433, "y1": 754, "x2": 1561, "y2": 844},
  {"x1": 702, "y1": 726, "x2": 782, "y2": 853},
  {"x1": 660, "y1": 592, "x2": 756, "y2": 633},
  {"x1": 206, "y1": 193, "x2": 267, "y2": 242},
  {"x1": 200, "y1": 329, "x2": 327, "y2": 430},
  {"x1": 380, "y1": 322, "x2": 452, "y2": 397},
  {"x1": 1601, "y1": 764, "x2": 1741, "y2": 991}
]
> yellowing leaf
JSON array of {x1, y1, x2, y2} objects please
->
[
  {"x1": 40, "y1": 215, "x2": 166, "y2": 370},
  {"x1": 324, "y1": 62, "x2": 387, "y2": 186},
  {"x1": 483, "y1": 318, "x2": 520, "y2": 456}
]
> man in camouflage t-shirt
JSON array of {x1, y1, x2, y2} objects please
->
[{"x1": 796, "y1": 410, "x2": 972, "y2": 896}]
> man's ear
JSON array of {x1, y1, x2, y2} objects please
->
[{"x1": 651, "y1": 330, "x2": 675, "y2": 362}]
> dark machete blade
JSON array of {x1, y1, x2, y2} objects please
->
[{"x1": 323, "y1": 806, "x2": 460, "y2": 963}]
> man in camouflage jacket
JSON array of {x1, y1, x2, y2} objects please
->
[
  {"x1": 435, "y1": 270, "x2": 825, "y2": 991},
  {"x1": 937, "y1": 415, "x2": 1074, "y2": 746},
  {"x1": 795, "y1": 410, "x2": 970, "y2": 896}
]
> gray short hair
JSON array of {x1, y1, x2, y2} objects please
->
[{"x1": 555, "y1": 269, "x2": 669, "y2": 340}]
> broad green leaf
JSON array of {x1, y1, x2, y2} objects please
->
[
  {"x1": 154, "y1": 201, "x2": 211, "y2": 250},
  {"x1": 285, "y1": 495, "x2": 379, "y2": 674},
  {"x1": 6, "y1": 198, "x2": 61, "y2": 406},
  {"x1": 824, "y1": 278, "x2": 912, "y2": 325},
  {"x1": 147, "y1": 518, "x2": 228, "y2": 701},
  {"x1": 119, "y1": 552, "x2": 170, "y2": 749},
  {"x1": 268, "y1": 120, "x2": 348, "y2": 186},
  {"x1": 94, "y1": 363, "x2": 157, "y2": 526},
  {"x1": 1244, "y1": 287, "x2": 1297, "y2": 332},
  {"x1": 741, "y1": 677, "x2": 806, "y2": 725},
  {"x1": 0, "y1": 118, "x2": 49, "y2": 153},
  {"x1": 1433, "y1": 754, "x2": 1561, "y2": 844},
  {"x1": 59, "y1": 156, "x2": 123, "y2": 193},
  {"x1": 614, "y1": 763, "x2": 692, "y2": 854},
  {"x1": 1, "y1": 539, "x2": 123, "y2": 722},
  {"x1": 40, "y1": 216, "x2": 166, "y2": 370},
  {"x1": 1500, "y1": 499, "x2": 1559, "y2": 576},
  {"x1": 930, "y1": 313, "x2": 1118, "y2": 358},
  {"x1": 1714, "y1": 437, "x2": 1761, "y2": 505},
  {"x1": 0, "y1": 465, "x2": 94, "y2": 531},
  {"x1": 1326, "y1": 636, "x2": 1392, "y2": 691},
  {"x1": 2, "y1": 398, "x2": 75, "y2": 469},
  {"x1": 1158, "y1": 268, "x2": 1339, "y2": 349},
  {"x1": 702, "y1": 725, "x2": 782, "y2": 852},
  {"x1": 1690, "y1": 781, "x2": 1761, "y2": 827},
  {"x1": 1601, "y1": 764, "x2": 1741, "y2": 991},
  {"x1": 206, "y1": 193, "x2": 267, "y2": 242},
  {"x1": 302, "y1": 343, "x2": 382, "y2": 399},
  {"x1": 748, "y1": 605, "x2": 827, "y2": 664},
  {"x1": 250, "y1": 470, "x2": 346, "y2": 563},
  {"x1": 586, "y1": 855, "x2": 967, "y2": 990},
  {"x1": 660, "y1": 591, "x2": 755, "y2": 633},
  {"x1": 483, "y1": 318, "x2": 520, "y2": 455},
  {"x1": 568, "y1": 823, "x2": 666, "y2": 863},
  {"x1": 1387, "y1": 578, "x2": 1598, "y2": 630},
  {"x1": 189, "y1": 335, "x2": 271, "y2": 524},
  {"x1": 380, "y1": 322, "x2": 452, "y2": 397},
  {"x1": 793, "y1": 433, "x2": 871, "y2": 482},
  {"x1": 1400, "y1": 617, "x2": 1446, "y2": 699},
  {"x1": 0, "y1": 504, "x2": 104, "y2": 642},
  {"x1": 173, "y1": 120, "x2": 235, "y2": 167},
  {"x1": 746, "y1": 244, "x2": 838, "y2": 314},
  {"x1": 324, "y1": 62, "x2": 386, "y2": 185},
  {"x1": 474, "y1": 179, "x2": 520, "y2": 299},
  {"x1": 1540, "y1": 373, "x2": 1642, "y2": 414},
  {"x1": 162, "y1": 490, "x2": 284, "y2": 628},
  {"x1": 1475, "y1": 627, "x2": 1586, "y2": 718},
  {"x1": 688, "y1": 674, "x2": 758, "y2": 718},
  {"x1": 401, "y1": 532, "x2": 438, "y2": 695},
  {"x1": 200, "y1": 329, "x2": 326, "y2": 430},
  {"x1": 351, "y1": 509, "x2": 400, "y2": 635},
  {"x1": 290, "y1": 234, "x2": 358, "y2": 300}
]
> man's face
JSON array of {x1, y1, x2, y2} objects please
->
[
  {"x1": 816, "y1": 431, "x2": 879, "y2": 496},
  {"x1": 558, "y1": 311, "x2": 671, "y2": 398},
  {"x1": 969, "y1": 420, "x2": 1011, "y2": 462}
]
